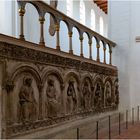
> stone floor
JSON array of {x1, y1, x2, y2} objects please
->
[
  {"x1": 114, "y1": 123, "x2": 140, "y2": 139},
  {"x1": 94, "y1": 122, "x2": 140, "y2": 139}
]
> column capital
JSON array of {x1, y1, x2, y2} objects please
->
[
  {"x1": 19, "y1": 8, "x2": 25, "y2": 16},
  {"x1": 39, "y1": 17, "x2": 45, "y2": 24},
  {"x1": 109, "y1": 50, "x2": 112, "y2": 53},
  {"x1": 79, "y1": 36, "x2": 84, "y2": 41},
  {"x1": 68, "y1": 32, "x2": 73, "y2": 37},
  {"x1": 96, "y1": 44, "x2": 100, "y2": 48},
  {"x1": 55, "y1": 24, "x2": 60, "y2": 31},
  {"x1": 88, "y1": 41, "x2": 92, "y2": 45}
]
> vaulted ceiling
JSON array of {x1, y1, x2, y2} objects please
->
[{"x1": 94, "y1": 0, "x2": 108, "y2": 14}]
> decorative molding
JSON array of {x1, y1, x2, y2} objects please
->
[{"x1": 0, "y1": 42, "x2": 117, "y2": 77}]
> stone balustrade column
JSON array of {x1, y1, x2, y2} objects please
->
[
  {"x1": 103, "y1": 47, "x2": 106, "y2": 64},
  {"x1": 88, "y1": 40, "x2": 92, "y2": 59},
  {"x1": 96, "y1": 42, "x2": 100, "y2": 62},
  {"x1": 68, "y1": 32, "x2": 73, "y2": 54},
  {"x1": 109, "y1": 48, "x2": 112, "y2": 65},
  {"x1": 55, "y1": 23, "x2": 60, "y2": 50},
  {"x1": 80, "y1": 36, "x2": 84, "y2": 57},
  {"x1": 39, "y1": 17, "x2": 45, "y2": 47},
  {"x1": 19, "y1": 7, "x2": 25, "y2": 40}
]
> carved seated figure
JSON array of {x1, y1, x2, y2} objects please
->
[
  {"x1": 18, "y1": 77, "x2": 37, "y2": 123},
  {"x1": 46, "y1": 79, "x2": 59, "y2": 118}
]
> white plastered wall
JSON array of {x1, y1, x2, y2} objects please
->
[{"x1": 108, "y1": 1, "x2": 140, "y2": 110}]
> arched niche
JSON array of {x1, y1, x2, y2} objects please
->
[
  {"x1": 81, "y1": 76, "x2": 93, "y2": 111},
  {"x1": 12, "y1": 72, "x2": 40, "y2": 124},
  {"x1": 92, "y1": 75, "x2": 104, "y2": 109},
  {"x1": 42, "y1": 70, "x2": 64, "y2": 119},
  {"x1": 64, "y1": 72, "x2": 80, "y2": 115}
]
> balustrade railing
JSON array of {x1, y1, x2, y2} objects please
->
[{"x1": 17, "y1": 0, "x2": 116, "y2": 65}]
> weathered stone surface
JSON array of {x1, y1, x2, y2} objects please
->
[{"x1": 0, "y1": 37, "x2": 119, "y2": 139}]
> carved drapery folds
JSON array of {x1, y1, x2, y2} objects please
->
[
  {"x1": 18, "y1": 77, "x2": 37, "y2": 123},
  {"x1": 5, "y1": 64, "x2": 118, "y2": 130},
  {"x1": 45, "y1": 79, "x2": 60, "y2": 118},
  {"x1": 67, "y1": 80, "x2": 77, "y2": 114},
  {"x1": 1, "y1": 45, "x2": 118, "y2": 137},
  {"x1": 81, "y1": 79, "x2": 91, "y2": 111}
]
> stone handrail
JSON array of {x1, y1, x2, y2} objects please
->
[{"x1": 17, "y1": 0, "x2": 116, "y2": 65}]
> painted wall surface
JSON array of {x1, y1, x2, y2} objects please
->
[
  {"x1": 108, "y1": 1, "x2": 140, "y2": 110},
  {"x1": 0, "y1": 0, "x2": 108, "y2": 62}
]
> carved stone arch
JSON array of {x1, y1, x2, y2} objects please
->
[
  {"x1": 114, "y1": 78, "x2": 119, "y2": 85},
  {"x1": 81, "y1": 73, "x2": 93, "y2": 88},
  {"x1": 104, "y1": 76, "x2": 113, "y2": 87},
  {"x1": 42, "y1": 68, "x2": 64, "y2": 89},
  {"x1": 91, "y1": 74, "x2": 104, "y2": 110},
  {"x1": 29, "y1": 2, "x2": 44, "y2": 17},
  {"x1": 60, "y1": 20, "x2": 71, "y2": 32},
  {"x1": 72, "y1": 26, "x2": 82, "y2": 38},
  {"x1": 7, "y1": 65, "x2": 41, "y2": 124},
  {"x1": 80, "y1": 74, "x2": 93, "y2": 111},
  {"x1": 42, "y1": 68, "x2": 64, "y2": 118},
  {"x1": 64, "y1": 71, "x2": 80, "y2": 87},
  {"x1": 45, "y1": 11, "x2": 57, "y2": 24},
  {"x1": 10, "y1": 65, "x2": 42, "y2": 85},
  {"x1": 84, "y1": 31, "x2": 91, "y2": 41},
  {"x1": 93, "y1": 74, "x2": 103, "y2": 87}
]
